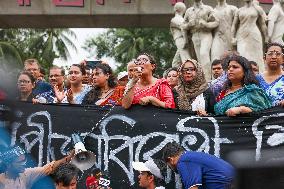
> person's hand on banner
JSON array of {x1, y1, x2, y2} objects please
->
[{"x1": 226, "y1": 107, "x2": 241, "y2": 116}]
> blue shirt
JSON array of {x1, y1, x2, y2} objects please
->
[
  {"x1": 177, "y1": 151, "x2": 235, "y2": 189},
  {"x1": 32, "y1": 80, "x2": 52, "y2": 97}
]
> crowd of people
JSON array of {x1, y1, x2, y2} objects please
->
[
  {"x1": 15, "y1": 42, "x2": 284, "y2": 117},
  {"x1": 1, "y1": 41, "x2": 283, "y2": 189}
]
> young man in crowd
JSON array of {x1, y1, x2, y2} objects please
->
[
  {"x1": 52, "y1": 163, "x2": 80, "y2": 189},
  {"x1": 117, "y1": 71, "x2": 129, "y2": 86},
  {"x1": 35, "y1": 66, "x2": 66, "y2": 103},
  {"x1": 132, "y1": 159, "x2": 166, "y2": 189},
  {"x1": 24, "y1": 59, "x2": 51, "y2": 96},
  {"x1": 0, "y1": 145, "x2": 75, "y2": 189},
  {"x1": 162, "y1": 142, "x2": 235, "y2": 189},
  {"x1": 211, "y1": 59, "x2": 223, "y2": 80},
  {"x1": 249, "y1": 61, "x2": 259, "y2": 75}
]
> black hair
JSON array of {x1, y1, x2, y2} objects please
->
[
  {"x1": 40, "y1": 68, "x2": 46, "y2": 75},
  {"x1": 265, "y1": 42, "x2": 284, "y2": 57},
  {"x1": 152, "y1": 159, "x2": 167, "y2": 187},
  {"x1": 82, "y1": 63, "x2": 117, "y2": 105},
  {"x1": 223, "y1": 55, "x2": 259, "y2": 90},
  {"x1": 162, "y1": 142, "x2": 184, "y2": 162},
  {"x1": 211, "y1": 59, "x2": 222, "y2": 67},
  {"x1": 52, "y1": 163, "x2": 80, "y2": 186},
  {"x1": 220, "y1": 51, "x2": 240, "y2": 70},
  {"x1": 71, "y1": 64, "x2": 86, "y2": 75},
  {"x1": 164, "y1": 67, "x2": 178, "y2": 78},
  {"x1": 249, "y1": 61, "x2": 258, "y2": 67},
  {"x1": 138, "y1": 52, "x2": 157, "y2": 73},
  {"x1": 17, "y1": 71, "x2": 36, "y2": 84},
  {"x1": 50, "y1": 66, "x2": 65, "y2": 76}
]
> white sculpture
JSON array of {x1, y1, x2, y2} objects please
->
[
  {"x1": 268, "y1": 0, "x2": 284, "y2": 44},
  {"x1": 182, "y1": 0, "x2": 219, "y2": 81},
  {"x1": 170, "y1": 2, "x2": 191, "y2": 68},
  {"x1": 211, "y1": 0, "x2": 238, "y2": 61},
  {"x1": 231, "y1": 0, "x2": 268, "y2": 72}
]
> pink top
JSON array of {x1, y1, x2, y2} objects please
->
[{"x1": 132, "y1": 78, "x2": 175, "y2": 109}]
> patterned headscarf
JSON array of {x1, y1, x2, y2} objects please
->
[{"x1": 175, "y1": 59, "x2": 208, "y2": 110}]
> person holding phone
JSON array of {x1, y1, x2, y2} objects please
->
[{"x1": 122, "y1": 53, "x2": 175, "y2": 109}]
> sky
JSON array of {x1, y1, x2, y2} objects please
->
[{"x1": 53, "y1": 28, "x2": 117, "y2": 70}]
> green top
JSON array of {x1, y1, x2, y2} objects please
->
[{"x1": 214, "y1": 84, "x2": 272, "y2": 115}]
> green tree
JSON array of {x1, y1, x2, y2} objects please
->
[
  {"x1": 0, "y1": 29, "x2": 77, "y2": 72},
  {"x1": 27, "y1": 29, "x2": 77, "y2": 70},
  {"x1": 83, "y1": 28, "x2": 176, "y2": 76}
]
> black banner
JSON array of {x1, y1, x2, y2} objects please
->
[{"x1": 2, "y1": 102, "x2": 284, "y2": 188}]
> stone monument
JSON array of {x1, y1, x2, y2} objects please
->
[
  {"x1": 268, "y1": 0, "x2": 284, "y2": 44},
  {"x1": 231, "y1": 0, "x2": 268, "y2": 72},
  {"x1": 211, "y1": 0, "x2": 238, "y2": 61},
  {"x1": 170, "y1": 2, "x2": 191, "y2": 67},
  {"x1": 181, "y1": 0, "x2": 219, "y2": 81}
]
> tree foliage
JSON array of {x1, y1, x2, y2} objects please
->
[
  {"x1": 83, "y1": 28, "x2": 176, "y2": 76},
  {"x1": 0, "y1": 29, "x2": 77, "y2": 72}
]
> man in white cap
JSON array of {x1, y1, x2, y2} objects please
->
[
  {"x1": 132, "y1": 159, "x2": 165, "y2": 189},
  {"x1": 117, "y1": 71, "x2": 129, "y2": 86}
]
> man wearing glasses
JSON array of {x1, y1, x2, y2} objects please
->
[
  {"x1": 34, "y1": 66, "x2": 66, "y2": 103},
  {"x1": 162, "y1": 142, "x2": 235, "y2": 189},
  {"x1": 24, "y1": 59, "x2": 51, "y2": 96}
]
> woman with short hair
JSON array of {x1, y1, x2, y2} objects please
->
[
  {"x1": 122, "y1": 53, "x2": 175, "y2": 109},
  {"x1": 256, "y1": 42, "x2": 284, "y2": 106},
  {"x1": 17, "y1": 71, "x2": 36, "y2": 102}
]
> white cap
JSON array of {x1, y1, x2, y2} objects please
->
[
  {"x1": 117, "y1": 71, "x2": 128, "y2": 81},
  {"x1": 132, "y1": 159, "x2": 163, "y2": 179}
]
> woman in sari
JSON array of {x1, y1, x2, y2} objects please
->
[
  {"x1": 256, "y1": 43, "x2": 284, "y2": 106},
  {"x1": 122, "y1": 53, "x2": 175, "y2": 109},
  {"x1": 82, "y1": 63, "x2": 124, "y2": 106},
  {"x1": 173, "y1": 59, "x2": 215, "y2": 115},
  {"x1": 214, "y1": 55, "x2": 272, "y2": 116}
]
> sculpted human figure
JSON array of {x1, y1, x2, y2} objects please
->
[
  {"x1": 231, "y1": 0, "x2": 268, "y2": 72},
  {"x1": 268, "y1": 0, "x2": 284, "y2": 43},
  {"x1": 170, "y1": 2, "x2": 191, "y2": 68},
  {"x1": 211, "y1": 0, "x2": 238, "y2": 61},
  {"x1": 182, "y1": 0, "x2": 219, "y2": 81}
]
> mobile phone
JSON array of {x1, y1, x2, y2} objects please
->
[{"x1": 86, "y1": 60, "x2": 101, "y2": 70}]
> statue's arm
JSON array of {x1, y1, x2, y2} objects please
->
[
  {"x1": 202, "y1": 9, "x2": 219, "y2": 29},
  {"x1": 268, "y1": 7, "x2": 278, "y2": 42},
  {"x1": 231, "y1": 10, "x2": 239, "y2": 45},
  {"x1": 257, "y1": 11, "x2": 269, "y2": 43}
]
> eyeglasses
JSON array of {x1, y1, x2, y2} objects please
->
[
  {"x1": 181, "y1": 67, "x2": 196, "y2": 73},
  {"x1": 134, "y1": 58, "x2": 150, "y2": 65},
  {"x1": 266, "y1": 51, "x2": 284, "y2": 57},
  {"x1": 49, "y1": 74, "x2": 63, "y2": 78},
  {"x1": 17, "y1": 80, "x2": 31, "y2": 84},
  {"x1": 68, "y1": 71, "x2": 81, "y2": 75},
  {"x1": 26, "y1": 68, "x2": 39, "y2": 72}
]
